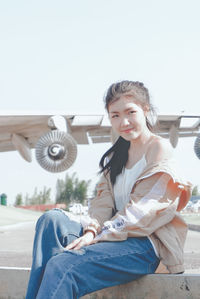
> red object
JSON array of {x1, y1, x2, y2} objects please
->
[{"x1": 16, "y1": 203, "x2": 66, "y2": 212}]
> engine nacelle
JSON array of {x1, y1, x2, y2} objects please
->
[
  {"x1": 35, "y1": 130, "x2": 77, "y2": 173},
  {"x1": 194, "y1": 135, "x2": 200, "y2": 159}
]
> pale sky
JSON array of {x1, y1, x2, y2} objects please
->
[{"x1": 0, "y1": 0, "x2": 200, "y2": 205}]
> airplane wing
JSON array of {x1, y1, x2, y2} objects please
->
[
  {"x1": 156, "y1": 114, "x2": 200, "y2": 147},
  {"x1": 0, "y1": 113, "x2": 112, "y2": 172},
  {"x1": 0, "y1": 114, "x2": 111, "y2": 152},
  {"x1": 0, "y1": 114, "x2": 50, "y2": 153},
  {"x1": 0, "y1": 113, "x2": 199, "y2": 172}
]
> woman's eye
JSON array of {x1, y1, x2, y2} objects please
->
[
  {"x1": 112, "y1": 114, "x2": 118, "y2": 118},
  {"x1": 129, "y1": 110, "x2": 136, "y2": 114}
]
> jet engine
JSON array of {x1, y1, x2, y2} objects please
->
[
  {"x1": 35, "y1": 116, "x2": 77, "y2": 173},
  {"x1": 194, "y1": 135, "x2": 200, "y2": 159}
]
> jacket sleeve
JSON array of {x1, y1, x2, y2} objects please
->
[
  {"x1": 80, "y1": 173, "x2": 115, "y2": 235},
  {"x1": 89, "y1": 173, "x2": 115, "y2": 225},
  {"x1": 93, "y1": 172, "x2": 183, "y2": 243}
]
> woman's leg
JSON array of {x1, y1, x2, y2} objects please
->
[
  {"x1": 36, "y1": 237, "x2": 160, "y2": 299},
  {"x1": 25, "y1": 209, "x2": 83, "y2": 299}
]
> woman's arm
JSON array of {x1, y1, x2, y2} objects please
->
[
  {"x1": 92, "y1": 138, "x2": 185, "y2": 243},
  {"x1": 93, "y1": 171, "x2": 183, "y2": 242},
  {"x1": 88, "y1": 173, "x2": 115, "y2": 225},
  {"x1": 76, "y1": 172, "x2": 115, "y2": 238},
  {"x1": 65, "y1": 173, "x2": 115, "y2": 250}
]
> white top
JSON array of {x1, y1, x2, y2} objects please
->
[
  {"x1": 114, "y1": 155, "x2": 147, "y2": 212},
  {"x1": 113, "y1": 154, "x2": 159, "y2": 257}
]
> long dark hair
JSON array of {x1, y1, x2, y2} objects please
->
[
  {"x1": 99, "y1": 137, "x2": 130, "y2": 185},
  {"x1": 99, "y1": 80, "x2": 156, "y2": 185}
]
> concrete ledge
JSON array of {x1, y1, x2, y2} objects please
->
[
  {"x1": 0, "y1": 267, "x2": 199, "y2": 299},
  {"x1": 82, "y1": 274, "x2": 200, "y2": 299},
  {"x1": 0, "y1": 267, "x2": 30, "y2": 299},
  {"x1": 188, "y1": 224, "x2": 200, "y2": 232}
]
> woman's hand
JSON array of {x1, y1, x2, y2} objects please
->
[{"x1": 65, "y1": 231, "x2": 95, "y2": 251}]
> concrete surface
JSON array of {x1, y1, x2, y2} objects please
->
[
  {"x1": 0, "y1": 206, "x2": 42, "y2": 268},
  {"x1": 0, "y1": 205, "x2": 42, "y2": 226},
  {"x1": 0, "y1": 267, "x2": 29, "y2": 299},
  {"x1": 0, "y1": 206, "x2": 200, "y2": 298},
  {"x1": 0, "y1": 267, "x2": 199, "y2": 299},
  {"x1": 0, "y1": 208, "x2": 199, "y2": 272},
  {"x1": 82, "y1": 274, "x2": 200, "y2": 299}
]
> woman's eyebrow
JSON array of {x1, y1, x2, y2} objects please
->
[
  {"x1": 109, "y1": 107, "x2": 135, "y2": 114},
  {"x1": 124, "y1": 107, "x2": 135, "y2": 112},
  {"x1": 109, "y1": 110, "x2": 119, "y2": 114}
]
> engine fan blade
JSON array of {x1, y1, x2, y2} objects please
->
[
  {"x1": 35, "y1": 130, "x2": 77, "y2": 172},
  {"x1": 194, "y1": 135, "x2": 200, "y2": 159}
]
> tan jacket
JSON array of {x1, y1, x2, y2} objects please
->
[{"x1": 88, "y1": 158, "x2": 192, "y2": 274}]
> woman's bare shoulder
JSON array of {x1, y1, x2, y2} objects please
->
[{"x1": 146, "y1": 135, "x2": 174, "y2": 164}]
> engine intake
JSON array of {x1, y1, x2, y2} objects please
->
[
  {"x1": 194, "y1": 135, "x2": 200, "y2": 159},
  {"x1": 35, "y1": 130, "x2": 77, "y2": 172}
]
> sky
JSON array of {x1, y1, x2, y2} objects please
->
[{"x1": 0, "y1": 0, "x2": 200, "y2": 205}]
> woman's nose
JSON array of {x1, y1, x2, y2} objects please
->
[{"x1": 121, "y1": 117, "x2": 130, "y2": 126}]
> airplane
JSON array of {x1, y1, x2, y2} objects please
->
[{"x1": 0, "y1": 113, "x2": 200, "y2": 173}]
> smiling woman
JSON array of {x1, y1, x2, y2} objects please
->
[
  {"x1": 99, "y1": 81, "x2": 159, "y2": 184},
  {"x1": 109, "y1": 99, "x2": 148, "y2": 139},
  {"x1": 25, "y1": 80, "x2": 192, "y2": 299}
]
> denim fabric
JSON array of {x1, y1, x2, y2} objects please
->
[{"x1": 26, "y1": 209, "x2": 159, "y2": 299}]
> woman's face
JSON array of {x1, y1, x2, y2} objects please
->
[{"x1": 108, "y1": 96, "x2": 149, "y2": 142}]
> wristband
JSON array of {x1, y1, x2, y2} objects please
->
[{"x1": 84, "y1": 226, "x2": 97, "y2": 237}]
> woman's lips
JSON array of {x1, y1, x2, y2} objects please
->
[{"x1": 121, "y1": 128, "x2": 133, "y2": 133}]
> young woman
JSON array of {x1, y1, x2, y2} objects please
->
[{"x1": 26, "y1": 81, "x2": 191, "y2": 299}]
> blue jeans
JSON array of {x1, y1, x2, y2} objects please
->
[{"x1": 26, "y1": 209, "x2": 159, "y2": 299}]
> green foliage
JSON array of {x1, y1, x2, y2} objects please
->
[
  {"x1": 56, "y1": 172, "x2": 90, "y2": 204},
  {"x1": 192, "y1": 185, "x2": 200, "y2": 196},
  {"x1": 15, "y1": 193, "x2": 23, "y2": 206},
  {"x1": 55, "y1": 179, "x2": 67, "y2": 203},
  {"x1": 19, "y1": 186, "x2": 52, "y2": 205}
]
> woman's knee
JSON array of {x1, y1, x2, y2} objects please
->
[
  {"x1": 39, "y1": 253, "x2": 81, "y2": 298},
  {"x1": 36, "y1": 209, "x2": 68, "y2": 230},
  {"x1": 45, "y1": 252, "x2": 73, "y2": 276},
  {"x1": 46, "y1": 254, "x2": 62, "y2": 272}
]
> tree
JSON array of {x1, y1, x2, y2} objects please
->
[
  {"x1": 24, "y1": 193, "x2": 30, "y2": 205},
  {"x1": 65, "y1": 174, "x2": 75, "y2": 203},
  {"x1": 55, "y1": 179, "x2": 67, "y2": 203},
  {"x1": 73, "y1": 179, "x2": 91, "y2": 204},
  {"x1": 15, "y1": 193, "x2": 23, "y2": 206},
  {"x1": 19, "y1": 186, "x2": 51, "y2": 205},
  {"x1": 55, "y1": 172, "x2": 90, "y2": 205},
  {"x1": 56, "y1": 174, "x2": 74, "y2": 204},
  {"x1": 39, "y1": 186, "x2": 51, "y2": 204},
  {"x1": 192, "y1": 185, "x2": 200, "y2": 196}
]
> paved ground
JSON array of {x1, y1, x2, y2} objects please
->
[{"x1": 0, "y1": 206, "x2": 199, "y2": 273}]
